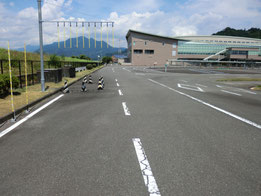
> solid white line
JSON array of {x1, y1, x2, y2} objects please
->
[
  {"x1": 177, "y1": 83, "x2": 204, "y2": 92},
  {"x1": 216, "y1": 85, "x2": 223, "y2": 88},
  {"x1": 115, "y1": 79, "x2": 118, "y2": 82},
  {"x1": 116, "y1": 83, "x2": 120, "y2": 87},
  {"x1": 0, "y1": 94, "x2": 64, "y2": 138},
  {"x1": 123, "y1": 68, "x2": 131, "y2": 72},
  {"x1": 148, "y1": 79, "x2": 261, "y2": 129},
  {"x1": 132, "y1": 138, "x2": 161, "y2": 196},
  {"x1": 221, "y1": 90, "x2": 242, "y2": 96},
  {"x1": 235, "y1": 88, "x2": 257, "y2": 95},
  {"x1": 196, "y1": 83, "x2": 208, "y2": 88},
  {"x1": 122, "y1": 102, "x2": 131, "y2": 116},
  {"x1": 118, "y1": 89, "x2": 123, "y2": 96}
]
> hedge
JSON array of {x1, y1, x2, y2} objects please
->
[{"x1": 0, "y1": 74, "x2": 19, "y2": 95}]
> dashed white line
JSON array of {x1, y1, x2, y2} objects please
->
[
  {"x1": 132, "y1": 138, "x2": 161, "y2": 196},
  {"x1": 221, "y1": 90, "x2": 242, "y2": 96},
  {"x1": 0, "y1": 94, "x2": 64, "y2": 138},
  {"x1": 118, "y1": 89, "x2": 123, "y2": 96},
  {"x1": 116, "y1": 83, "x2": 120, "y2": 87},
  {"x1": 123, "y1": 67, "x2": 131, "y2": 72},
  {"x1": 115, "y1": 79, "x2": 118, "y2": 82},
  {"x1": 122, "y1": 102, "x2": 131, "y2": 116},
  {"x1": 196, "y1": 83, "x2": 208, "y2": 88},
  {"x1": 148, "y1": 79, "x2": 261, "y2": 129},
  {"x1": 234, "y1": 88, "x2": 257, "y2": 95},
  {"x1": 216, "y1": 85, "x2": 223, "y2": 88}
]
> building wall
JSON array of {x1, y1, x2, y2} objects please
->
[{"x1": 129, "y1": 32, "x2": 178, "y2": 66}]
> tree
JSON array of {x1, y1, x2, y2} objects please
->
[
  {"x1": 79, "y1": 54, "x2": 91, "y2": 60},
  {"x1": 48, "y1": 54, "x2": 61, "y2": 68},
  {"x1": 102, "y1": 56, "x2": 112, "y2": 64}
]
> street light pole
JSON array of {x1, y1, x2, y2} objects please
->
[{"x1": 37, "y1": 0, "x2": 45, "y2": 92}]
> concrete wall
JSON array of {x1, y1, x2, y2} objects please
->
[{"x1": 128, "y1": 32, "x2": 178, "y2": 66}]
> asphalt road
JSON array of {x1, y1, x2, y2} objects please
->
[{"x1": 0, "y1": 65, "x2": 261, "y2": 196}]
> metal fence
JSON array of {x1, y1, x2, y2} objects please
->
[{"x1": 0, "y1": 59, "x2": 99, "y2": 88}]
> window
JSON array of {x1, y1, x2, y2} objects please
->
[
  {"x1": 145, "y1": 50, "x2": 154, "y2": 54},
  {"x1": 172, "y1": 51, "x2": 176, "y2": 56},
  {"x1": 172, "y1": 43, "x2": 177, "y2": 48},
  {"x1": 134, "y1": 49, "x2": 143, "y2": 54}
]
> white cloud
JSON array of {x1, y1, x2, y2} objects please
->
[{"x1": 9, "y1": 2, "x2": 14, "y2": 7}]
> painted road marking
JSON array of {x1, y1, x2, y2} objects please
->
[
  {"x1": 123, "y1": 68, "x2": 131, "y2": 72},
  {"x1": 118, "y1": 89, "x2": 123, "y2": 96},
  {"x1": 132, "y1": 138, "x2": 161, "y2": 196},
  {"x1": 0, "y1": 94, "x2": 64, "y2": 138},
  {"x1": 196, "y1": 83, "x2": 208, "y2": 88},
  {"x1": 112, "y1": 68, "x2": 115, "y2": 72},
  {"x1": 135, "y1": 73, "x2": 145, "y2": 76},
  {"x1": 221, "y1": 90, "x2": 242, "y2": 96},
  {"x1": 178, "y1": 83, "x2": 204, "y2": 92},
  {"x1": 115, "y1": 79, "x2": 118, "y2": 82},
  {"x1": 116, "y1": 83, "x2": 120, "y2": 87},
  {"x1": 122, "y1": 102, "x2": 131, "y2": 116},
  {"x1": 148, "y1": 79, "x2": 261, "y2": 129},
  {"x1": 216, "y1": 85, "x2": 223, "y2": 88},
  {"x1": 179, "y1": 80, "x2": 188, "y2": 83},
  {"x1": 234, "y1": 88, "x2": 257, "y2": 95}
]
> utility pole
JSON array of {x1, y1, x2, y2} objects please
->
[{"x1": 37, "y1": 0, "x2": 45, "y2": 92}]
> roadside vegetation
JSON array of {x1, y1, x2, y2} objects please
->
[{"x1": 217, "y1": 78, "x2": 261, "y2": 82}]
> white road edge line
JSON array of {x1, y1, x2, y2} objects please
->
[
  {"x1": 148, "y1": 79, "x2": 261, "y2": 129},
  {"x1": 116, "y1": 83, "x2": 120, "y2": 87},
  {"x1": 122, "y1": 102, "x2": 131, "y2": 116},
  {"x1": 196, "y1": 83, "x2": 208, "y2": 88},
  {"x1": 221, "y1": 90, "x2": 242, "y2": 96},
  {"x1": 132, "y1": 138, "x2": 161, "y2": 196},
  {"x1": 118, "y1": 89, "x2": 123, "y2": 96},
  {"x1": 0, "y1": 94, "x2": 65, "y2": 138}
]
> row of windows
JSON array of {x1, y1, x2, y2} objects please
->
[
  {"x1": 195, "y1": 40, "x2": 260, "y2": 44},
  {"x1": 133, "y1": 41, "x2": 177, "y2": 48},
  {"x1": 134, "y1": 49, "x2": 154, "y2": 54}
]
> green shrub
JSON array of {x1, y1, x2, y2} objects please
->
[
  {"x1": 48, "y1": 54, "x2": 61, "y2": 68},
  {"x1": 0, "y1": 74, "x2": 19, "y2": 95},
  {"x1": 86, "y1": 64, "x2": 93, "y2": 70},
  {"x1": 92, "y1": 63, "x2": 97, "y2": 67}
]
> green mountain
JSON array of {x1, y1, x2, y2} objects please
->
[
  {"x1": 213, "y1": 27, "x2": 261, "y2": 39},
  {"x1": 34, "y1": 37, "x2": 126, "y2": 60}
]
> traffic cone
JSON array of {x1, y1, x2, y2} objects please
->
[
  {"x1": 88, "y1": 75, "x2": 93, "y2": 84},
  {"x1": 81, "y1": 80, "x2": 87, "y2": 92},
  {"x1": 97, "y1": 79, "x2": 103, "y2": 90},
  {"x1": 63, "y1": 80, "x2": 70, "y2": 93}
]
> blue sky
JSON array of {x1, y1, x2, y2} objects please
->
[{"x1": 0, "y1": 0, "x2": 261, "y2": 48}]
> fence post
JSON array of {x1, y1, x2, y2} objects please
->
[
  {"x1": 0, "y1": 60, "x2": 3, "y2": 74},
  {"x1": 31, "y1": 61, "x2": 34, "y2": 85},
  {"x1": 18, "y1": 60, "x2": 22, "y2": 88}
]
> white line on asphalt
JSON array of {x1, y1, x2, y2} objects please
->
[
  {"x1": 0, "y1": 94, "x2": 64, "y2": 138},
  {"x1": 180, "y1": 80, "x2": 188, "y2": 83},
  {"x1": 178, "y1": 83, "x2": 204, "y2": 92},
  {"x1": 234, "y1": 88, "x2": 257, "y2": 95},
  {"x1": 135, "y1": 73, "x2": 145, "y2": 76},
  {"x1": 216, "y1": 85, "x2": 223, "y2": 88},
  {"x1": 123, "y1": 68, "x2": 131, "y2": 72},
  {"x1": 221, "y1": 90, "x2": 242, "y2": 96},
  {"x1": 115, "y1": 79, "x2": 118, "y2": 82},
  {"x1": 132, "y1": 138, "x2": 161, "y2": 196},
  {"x1": 148, "y1": 79, "x2": 261, "y2": 129},
  {"x1": 122, "y1": 102, "x2": 131, "y2": 116},
  {"x1": 116, "y1": 83, "x2": 120, "y2": 87},
  {"x1": 196, "y1": 83, "x2": 208, "y2": 88},
  {"x1": 118, "y1": 89, "x2": 123, "y2": 96}
]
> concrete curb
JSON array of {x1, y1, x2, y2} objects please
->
[{"x1": 0, "y1": 66, "x2": 104, "y2": 124}]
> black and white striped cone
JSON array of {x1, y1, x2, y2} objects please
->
[
  {"x1": 81, "y1": 78, "x2": 87, "y2": 92},
  {"x1": 83, "y1": 76, "x2": 88, "y2": 83},
  {"x1": 97, "y1": 79, "x2": 103, "y2": 90},
  {"x1": 100, "y1": 76, "x2": 105, "y2": 88},
  {"x1": 88, "y1": 75, "x2": 93, "y2": 84},
  {"x1": 63, "y1": 80, "x2": 70, "y2": 93}
]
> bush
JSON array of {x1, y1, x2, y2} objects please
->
[
  {"x1": 86, "y1": 64, "x2": 93, "y2": 70},
  {"x1": 48, "y1": 54, "x2": 61, "y2": 68},
  {"x1": 0, "y1": 74, "x2": 19, "y2": 95},
  {"x1": 92, "y1": 63, "x2": 97, "y2": 67}
]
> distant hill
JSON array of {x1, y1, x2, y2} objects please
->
[
  {"x1": 213, "y1": 27, "x2": 261, "y2": 39},
  {"x1": 34, "y1": 37, "x2": 126, "y2": 60},
  {"x1": 16, "y1": 45, "x2": 40, "y2": 52}
]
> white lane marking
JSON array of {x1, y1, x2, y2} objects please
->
[
  {"x1": 123, "y1": 67, "x2": 131, "y2": 72},
  {"x1": 216, "y1": 85, "x2": 223, "y2": 88},
  {"x1": 148, "y1": 79, "x2": 261, "y2": 129},
  {"x1": 116, "y1": 83, "x2": 120, "y2": 87},
  {"x1": 196, "y1": 83, "x2": 208, "y2": 88},
  {"x1": 115, "y1": 79, "x2": 118, "y2": 82},
  {"x1": 234, "y1": 88, "x2": 257, "y2": 95},
  {"x1": 178, "y1": 83, "x2": 204, "y2": 92},
  {"x1": 122, "y1": 102, "x2": 131, "y2": 116},
  {"x1": 221, "y1": 90, "x2": 242, "y2": 96},
  {"x1": 112, "y1": 68, "x2": 115, "y2": 73},
  {"x1": 0, "y1": 94, "x2": 64, "y2": 138},
  {"x1": 180, "y1": 80, "x2": 188, "y2": 83},
  {"x1": 132, "y1": 138, "x2": 161, "y2": 196},
  {"x1": 118, "y1": 89, "x2": 123, "y2": 96}
]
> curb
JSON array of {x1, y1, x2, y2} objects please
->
[{"x1": 0, "y1": 66, "x2": 104, "y2": 124}]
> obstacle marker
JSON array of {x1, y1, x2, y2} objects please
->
[
  {"x1": 63, "y1": 80, "x2": 70, "y2": 93},
  {"x1": 88, "y1": 75, "x2": 93, "y2": 84}
]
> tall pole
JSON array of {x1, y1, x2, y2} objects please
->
[{"x1": 37, "y1": 0, "x2": 45, "y2": 92}]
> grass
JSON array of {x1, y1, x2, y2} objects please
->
[
  {"x1": 217, "y1": 78, "x2": 261, "y2": 82},
  {"x1": 63, "y1": 57, "x2": 99, "y2": 63},
  {"x1": 251, "y1": 85, "x2": 261, "y2": 90},
  {"x1": 0, "y1": 65, "x2": 103, "y2": 118}
]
